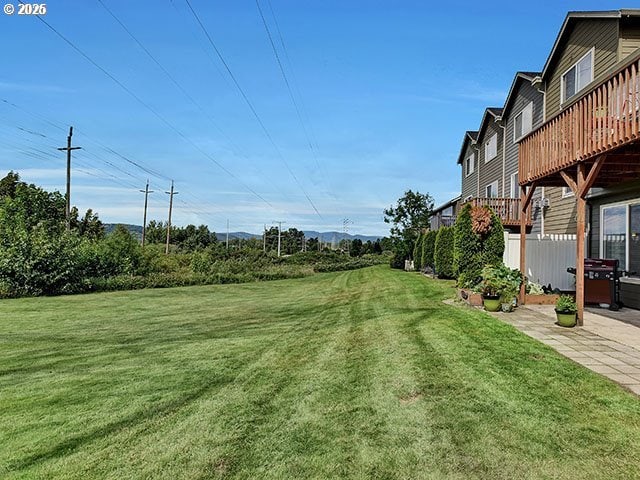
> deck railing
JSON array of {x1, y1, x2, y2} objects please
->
[
  {"x1": 465, "y1": 197, "x2": 531, "y2": 226},
  {"x1": 519, "y1": 54, "x2": 640, "y2": 184}
]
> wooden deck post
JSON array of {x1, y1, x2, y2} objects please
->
[
  {"x1": 520, "y1": 186, "x2": 527, "y2": 305},
  {"x1": 576, "y1": 164, "x2": 586, "y2": 326},
  {"x1": 519, "y1": 182, "x2": 537, "y2": 305}
]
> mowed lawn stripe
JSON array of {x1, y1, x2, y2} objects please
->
[{"x1": 1, "y1": 266, "x2": 640, "y2": 479}]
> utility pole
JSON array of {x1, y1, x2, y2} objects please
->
[
  {"x1": 139, "y1": 179, "x2": 153, "y2": 247},
  {"x1": 57, "y1": 126, "x2": 81, "y2": 231},
  {"x1": 274, "y1": 221, "x2": 286, "y2": 257},
  {"x1": 343, "y1": 218, "x2": 353, "y2": 255},
  {"x1": 165, "y1": 180, "x2": 178, "y2": 254},
  {"x1": 226, "y1": 219, "x2": 229, "y2": 250}
]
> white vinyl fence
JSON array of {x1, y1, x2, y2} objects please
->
[{"x1": 503, "y1": 233, "x2": 578, "y2": 291}]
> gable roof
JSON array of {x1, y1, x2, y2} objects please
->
[
  {"x1": 476, "y1": 107, "x2": 503, "y2": 140},
  {"x1": 502, "y1": 71, "x2": 541, "y2": 118},
  {"x1": 456, "y1": 131, "x2": 478, "y2": 165},
  {"x1": 541, "y1": 10, "x2": 640, "y2": 81}
]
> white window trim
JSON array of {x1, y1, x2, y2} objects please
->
[
  {"x1": 485, "y1": 180, "x2": 498, "y2": 198},
  {"x1": 560, "y1": 47, "x2": 595, "y2": 105},
  {"x1": 562, "y1": 186, "x2": 574, "y2": 198},
  {"x1": 510, "y1": 172, "x2": 519, "y2": 199},
  {"x1": 513, "y1": 102, "x2": 534, "y2": 142},
  {"x1": 599, "y1": 198, "x2": 640, "y2": 274},
  {"x1": 484, "y1": 134, "x2": 498, "y2": 163},
  {"x1": 465, "y1": 153, "x2": 475, "y2": 177}
]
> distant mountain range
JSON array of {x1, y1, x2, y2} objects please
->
[{"x1": 104, "y1": 224, "x2": 381, "y2": 243}]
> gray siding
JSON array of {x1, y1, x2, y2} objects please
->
[
  {"x1": 619, "y1": 21, "x2": 640, "y2": 60},
  {"x1": 477, "y1": 119, "x2": 503, "y2": 198},
  {"x1": 545, "y1": 19, "x2": 619, "y2": 118},
  {"x1": 543, "y1": 187, "x2": 577, "y2": 234},
  {"x1": 505, "y1": 79, "x2": 545, "y2": 234},
  {"x1": 460, "y1": 142, "x2": 478, "y2": 200}
]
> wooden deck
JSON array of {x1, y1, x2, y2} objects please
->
[
  {"x1": 465, "y1": 197, "x2": 531, "y2": 227},
  {"x1": 519, "y1": 51, "x2": 640, "y2": 187}
]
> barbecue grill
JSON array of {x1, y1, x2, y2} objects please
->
[{"x1": 566, "y1": 258, "x2": 625, "y2": 311}]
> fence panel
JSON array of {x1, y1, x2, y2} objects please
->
[{"x1": 503, "y1": 233, "x2": 578, "y2": 291}]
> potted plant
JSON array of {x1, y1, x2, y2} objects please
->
[
  {"x1": 479, "y1": 264, "x2": 522, "y2": 313},
  {"x1": 478, "y1": 265, "x2": 503, "y2": 312},
  {"x1": 555, "y1": 295, "x2": 577, "y2": 327}
]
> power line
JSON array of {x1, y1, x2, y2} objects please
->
[
  {"x1": 183, "y1": 0, "x2": 322, "y2": 218},
  {"x1": 26, "y1": 9, "x2": 274, "y2": 209}
]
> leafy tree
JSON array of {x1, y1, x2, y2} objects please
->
[
  {"x1": 383, "y1": 190, "x2": 434, "y2": 264},
  {"x1": 349, "y1": 238, "x2": 363, "y2": 257}
]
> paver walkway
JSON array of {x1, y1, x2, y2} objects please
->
[{"x1": 489, "y1": 305, "x2": 640, "y2": 396}]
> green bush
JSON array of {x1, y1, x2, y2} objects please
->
[
  {"x1": 413, "y1": 233, "x2": 424, "y2": 271},
  {"x1": 434, "y1": 226, "x2": 455, "y2": 279},
  {"x1": 453, "y1": 205, "x2": 505, "y2": 288},
  {"x1": 482, "y1": 209, "x2": 505, "y2": 267},
  {"x1": 454, "y1": 203, "x2": 482, "y2": 287},
  {"x1": 422, "y1": 230, "x2": 437, "y2": 269}
]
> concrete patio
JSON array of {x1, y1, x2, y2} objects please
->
[{"x1": 488, "y1": 304, "x2": 640, "y2": 396}]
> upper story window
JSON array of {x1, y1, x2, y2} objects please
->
[
  {"x1": 510, "y1": 172, "x2": 519, "y2": 199},
  {"x1": 485, "y1": 181, "x2": 498, "y2": 198},
  {"x1": 561, "y1": 48, "x2": 594, "y2": 104},
  {"x1": 514, "y1": 102, "x2": 533, "y2": 141},
  {"x1": 485, "y1": 134, "x2": 497, "y2": 162},
  {"x1": 465, "y1": 153, "x2": 475, "y2": 177}
]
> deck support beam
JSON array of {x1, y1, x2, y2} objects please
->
[
  {"x1": 519, "y1": 182, "x2": 537, "y2": 305},
  {"x1": 576, "y1": 163, "x2": 587, "y2": 326}
]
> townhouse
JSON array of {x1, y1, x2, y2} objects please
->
[{"x1": 432, "y1": 9, "x2": 640, "y2": 321}]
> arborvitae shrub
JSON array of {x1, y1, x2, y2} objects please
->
[
  {"x1": 413, "y1": 233, "x2": 424, "y2": 271},
  {"x1": 482, "y1": 208, "x2": 505, "y2": 267},
  {"x1": 454, "y1": 203, "x2": 482, "y2": 287},
  {"x1": 434, "y1": 226, "x2": 455, "y2": 279},
  {"x1": 421, "y1": 230, "x2": 437, "y2": 269},
  {"x1": 454, "y1": 204, "x2": 505, "y2": 288}
]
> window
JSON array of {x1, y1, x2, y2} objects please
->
[
  {"x1": 485, "y1": 181, "x2": 498, "y2": 198},
  {"x1": 510, "y1": 172, "x2": 519, "y2": 199},
  {"x1": 601, "y1": 201, "x2": 640, "y2": 275},
  {"x1": 562, "y1": 186, "x2": 574, "y2": 198},
  {"x1": 514, "y1": 103, "x2": 533, "y2": 141},
  {"x1": 561, "y1": 49, "x2": 594, "y2": 103},
  {"x1": 465, "y1": 153, "x2": 475, "y2": 177},
  {"x1": 485, "y1": 134, "x2": 497, "y2": 162}
]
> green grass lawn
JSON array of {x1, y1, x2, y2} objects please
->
[{"x1": 2, "y1": 266, "x2": 640, "y2": 479}]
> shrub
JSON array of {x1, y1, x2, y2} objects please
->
[
  {"x1": 434, "y1": 226, "x2": 455, "y2": 279},
  {"x1": 422, "y1": 230, "x2": 437, "y2": 269},
  {"x1": 454, "y1": 204, "x2": 505, "y2": 288},
  {"x1": 413, "y1": 233, "x2": 424, "y2": 271},
  {"x1": 482, "y1": 208, "x2": 505, "y2": 267},
  {"x1": 454, "y1": 203, "x2": 482, "y2": 287}
]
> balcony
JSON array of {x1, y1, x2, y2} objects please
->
[
  {"x1": 519, "y1": 52, "x2": 640, "y2": 187},
  {"x1": 430, "y1": 215, "x2": 457, "y2": 230},
  {"x1": 464, "y1": 197, "x2": 531, "y2": 227}
]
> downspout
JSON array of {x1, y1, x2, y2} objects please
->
[
  {"x1": 474, "y1": 144, "x2": 480, "y2": 198},
  {"x1": 498, "y1": 117, "x2": 506, "y2": 197},
  {"x1": 533, "y1": 76, "x2": 546, "y2": 236}
]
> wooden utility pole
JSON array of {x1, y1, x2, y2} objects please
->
[
  {"x1": 57, "y1": 126, "x2": 81, "y2": 231},
  {"x1": 165, "y1": 181, "x2": 178, "y2": 254},
  {"x1": 140, "y1": 180, "x2": 153, "y2": 247},
  {"x1": 274, "y1": 221, "x2": 286, "y2": 257}
]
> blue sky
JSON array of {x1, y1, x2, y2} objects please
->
[{"x1": 0, "y1": 0, "x2": 623, "y2": 236}]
